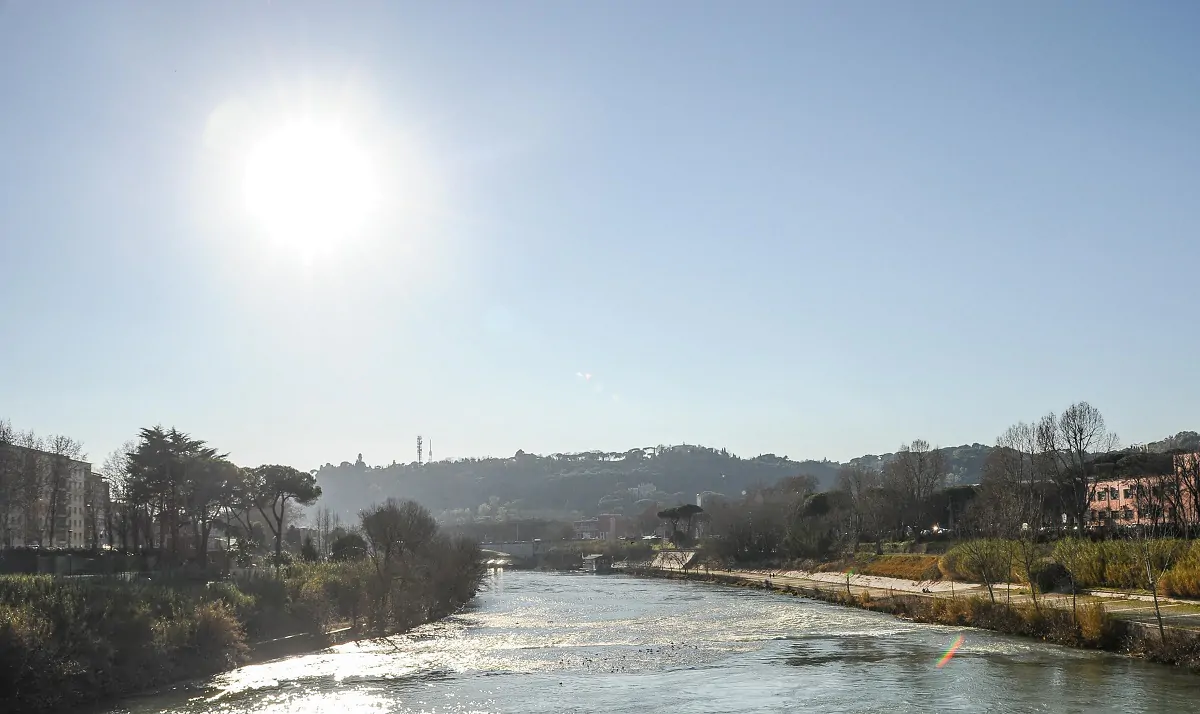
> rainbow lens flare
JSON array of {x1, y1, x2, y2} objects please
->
[{"x1": 936, "y1": 634, "x2": 965, "y2": 668}]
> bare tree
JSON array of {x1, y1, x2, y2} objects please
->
[
  {"x1": 82, "y1": 470, "x2": 102, "y2": 548},
  {"x1": 884, "y1": 439, "x2": 947, "y2": 532},
  {"x1": 1177, "y1": 452, "x2": 1200, "y2": 539},
  {"x1": 15, "y1": 431, "x2": 46, "y2": 545},
  {"x1": 1129, "y1": 470, "x2": 1177, "y2": 644},
  {"x1": 315, "y1": 506, "x2": 334, "y2": 557},
  {"x1": 44, "y1": 434, "x2": 83, "y2": 546},
  {"x1": 0, "y1": 420, "x2": 17, "y2": 547},
  {"x1": 836, "y1": 464, "x2": 881, "y2": 549},
  {"x1": 1040, "y1": 402, "x2": 1118, "y2": 529},
  {"x1": 102, "y1": 442, "x2": 135, "y2": 549},
  {"x1": 984, "y1": 421, "x2": 1046, "y2": 609}
]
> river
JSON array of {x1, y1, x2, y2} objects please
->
[{"x1": 105, "y1": 572, "x2": 1200, "y2": 713}]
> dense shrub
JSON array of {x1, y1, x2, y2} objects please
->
[
  {"x1": 1031, "y1": 562, "x2": 1072, "y2": 594},
  {"x1": 0, "y1": 576, "x2": 251, "y2": 713},
  {"x1": 0, "y1": 554, "x2": 482, "y2": 713}
]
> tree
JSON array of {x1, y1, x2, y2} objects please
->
[
  {"x1": 657, "y1": 507, "x2": 682, "y2": 540},
  {"x1": 330, "y1": 532, "x2": 367, "y2": 561},
  {"x1": 836, "y1": 464, "x2": 881, "y2": 548},
  {"x1": 0, "y1": 421, "x2": 18, "y2": 547},
  {"x1": 883, "y1": 439, "x2": 947, "y2": 533},
  {"x1": 301, "y1": 535, "x2": 319, "y2": 562},
  {"x1": 784, "y1": 490, "x2": 853, "y2": 559},
  {"x1": 983, "y1": 421, "x2": 1046, "y2": 609},
  {"x1": 360, "y1": 498, "x2": 438, "y2": 631},
  {"x1": 43, "y1": 434, "x2": 83, "y2": 546},
  {"x1": 1176, "y1": 452, "x2": 1200, "y2": 539},
  {"x1": 126, "y1": 427, "x2": 220, "y2": 561},
  {"x1": 1128, "y1": 469, "x2": 1179, "y2": 644},
  {"x1": 314, "y1": 506, "x2": 335, "y2": 557},
  {"x1": 252, "y1": 464, "x2": 322, "y2": 567},
  {"x1": 184, "y1": 458, "x2": 239, "y2": 568},
  {"x1": 676, "y1": 503, "x2": 704, "y2": 536},
  {"x1": 1038, "y1": 402, "x2": 1118, "y2": 529},
  {"x1": 102, "y1": 442, "x2": 135, "y2": 549},
  {"x1": 953, "y1": 538, "x2": 1010, "y2": 604},
  {"x1": 956, "y1": 494, "x2": 1013, "y2": 604}
]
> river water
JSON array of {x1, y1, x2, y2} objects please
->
[{"x1": 106, "y1": 572, "x2": 1200, "y2": 713}]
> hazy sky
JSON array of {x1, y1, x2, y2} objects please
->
[{"x1": 2, "y1": 1, "x2": 1199, "y2": 469}]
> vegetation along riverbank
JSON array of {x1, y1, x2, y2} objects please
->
[
  {"x1": 0, "y1": 498, "x2": 486, "y2": 714},
  {"x1": 626, "y1": 562, "x2": 1200, "y2": 672}
]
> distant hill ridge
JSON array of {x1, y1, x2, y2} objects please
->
[{"x1": 312, "y1": 431, "x2": 1198, "y2": 521}]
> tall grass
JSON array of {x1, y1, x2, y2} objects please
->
[
  {"x1": 1158, "y1": 541, "x2": 1200, "y2": 598},
  {"x1": 1051, "y1": 538, "x2": 1193, "y2": 593}
]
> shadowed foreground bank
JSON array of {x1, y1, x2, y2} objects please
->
[{"x1": 0, "y1": 501, "x2": 486, "y2": 714}]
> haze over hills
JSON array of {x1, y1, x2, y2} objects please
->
[
  {"x1": 310, "y1": 442, "x2": 987, "y2": 523},
  {"x1": 311, "y1": 431, "x2": 1200, "y2": 523}
]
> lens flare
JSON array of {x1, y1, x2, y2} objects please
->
[{"x1": 936, "y1": 634, "x2": 965, "y2": 668}]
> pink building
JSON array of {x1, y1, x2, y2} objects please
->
[{"x1": 1087, "y1": 453, "x2": 1200, "y2": 527}]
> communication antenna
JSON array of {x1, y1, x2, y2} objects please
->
[
  {"x1": 428, "y1": 439, "x2": 433, "y2": 464},
  {"x1": 417, "y1": 435, "x2": 423, "y2": 466}
]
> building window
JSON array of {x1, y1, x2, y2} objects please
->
[{"x1": 1123, "y1": 489, "x2": 1132, "y2": 500}]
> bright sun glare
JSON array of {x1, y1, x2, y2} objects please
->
[{"x1": 243, "y1": 120, "x2": 377, "y2": 253}]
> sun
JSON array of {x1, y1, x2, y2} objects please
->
[{"x1": 243, "y1": 120, "x2": 378, "y2": 254}]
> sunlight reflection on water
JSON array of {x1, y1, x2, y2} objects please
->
[{"x1": 107, "y1": 572, "x2": 1200, "y2": 714}]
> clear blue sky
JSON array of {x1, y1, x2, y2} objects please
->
[{"x1": 2, "y1": 1, "x2": 1198, "y2": 469}]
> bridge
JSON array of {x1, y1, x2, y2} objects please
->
[{"x1": 480, "y1": 541, "x2": 550, "y2": 559}]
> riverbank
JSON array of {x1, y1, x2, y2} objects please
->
[
  {"x1": 626, "y1": 565, "x2": 1200, "y2": 671},
  {"x1": 0, "y1": 559, "x2": 482, "y2": 714}
]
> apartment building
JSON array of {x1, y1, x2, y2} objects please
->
[
  {"x1": 1087, "y1": 453, "x2": 1200, "y2": 528},
  {"x1": 2, "y1": 444, "x2": 106, "y2": 549}
]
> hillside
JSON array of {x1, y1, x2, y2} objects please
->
[
  {"x1": 312, "y1": 442, "x2": 994, "y2": 522},
  {"x1": 312, "y1": 431, "x2": 1199, "y2": 523}
]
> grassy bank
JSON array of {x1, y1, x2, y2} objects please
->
[
  {"x1": 723, "y1": 537, "x2": 1200, "y2": 598},
  {"x1": 815, "y1": 553, "x2": 943, "y2": 581},
  {"x1": 0, "y1": 559, "x2": 482, "y2": 713},
  {"x1": 629, "y1": 566, "x2": 1200, "y2": 671}
]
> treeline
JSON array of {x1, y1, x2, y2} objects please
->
[
  {"x1": 315, "y1": 446, "x2": 843, "y2": 520},
  {"x1": 314, "y1": 443, "x2": 1013, "y2": 522},
  {"x1": 705, "y1": 401, "x2": 1200, "y2": 564},
  {"x1": 0, "y1": 420, "x2": 326, "y2": 567},
  {"x1": 0, "y1": 497, "x2": 486, "y2": 713},
  {"x1": 104, "y1": 426, "x2": 322, "y2": 567}
]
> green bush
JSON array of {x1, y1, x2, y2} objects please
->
[{"x1": 0, "y1": 576, "x2": 251, "y2": 713}]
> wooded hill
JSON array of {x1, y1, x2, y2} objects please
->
[
  {"x1": 313, "y1": 431, "x2": 1200, "y2": 522},
  {"x1": 313, "y1": 442, "x2": 996, "y2": 521}
]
